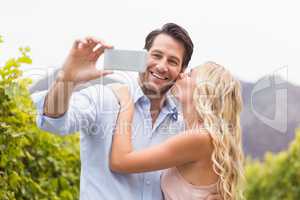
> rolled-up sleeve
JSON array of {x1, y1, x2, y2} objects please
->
[{"x1": 31, "y1": 86, "x2": 99, "y2": 136}]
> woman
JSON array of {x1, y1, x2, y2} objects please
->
[{"x1": 110, "y1": 62, "x2": 244, "y2": 200}]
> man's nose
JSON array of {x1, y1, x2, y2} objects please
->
[{"x1": 156, "y1": 60, "x2": 168, "y2": 73}]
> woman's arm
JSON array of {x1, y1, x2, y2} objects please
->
[
  {"x1": 110, "y1": 85, "x2": 213, "y2": 174},
  {"x1": 110, "y1": 84, "x2": 135, "y2": 171}
]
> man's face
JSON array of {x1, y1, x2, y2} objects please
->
[{"x1": 140, "y1": 34, "x2": 185, "y2": 97}]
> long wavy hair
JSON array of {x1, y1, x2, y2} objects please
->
[{"x1": 193, "y1": 62, "x2": 244, "y2": 200}]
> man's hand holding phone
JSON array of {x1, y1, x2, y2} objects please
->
[
  {"x1": 58, "y1": 37, "x2": 114, "y2": 86},
  {"x1": 58, "y1": 36, "x2": 148, "y2": 86}
]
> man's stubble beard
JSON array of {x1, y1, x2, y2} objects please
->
[{"x1": 138, "y1": 72, "x2": 176, "y2": 100}]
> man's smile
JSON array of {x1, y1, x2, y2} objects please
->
[{"x1": 150, "y1": 71, "x2": 168, "y2": 80}]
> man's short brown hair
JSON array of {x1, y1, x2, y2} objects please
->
[{"x1": 144, "y1": 23, "x2": 194, "y2": 70}]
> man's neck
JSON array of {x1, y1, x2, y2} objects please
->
[
  {"x1": 138, "y1": 77, "x2": 169, "y2": 125},
  {"x1": 149, "y1": 95, "x2": 166, "y2": 126},
  {"x1": 140, "y1": 89, "x2": 167, "y2": 125}
]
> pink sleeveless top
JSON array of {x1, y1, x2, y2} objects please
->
[{"x1": 161, "y1": 168, "x2": 218, "y2": 200}]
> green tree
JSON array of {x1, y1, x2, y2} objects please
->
[
  {"x1": 0, "y1": 37, "x2": 80, "y2": 200},
  {"x1": 245, "y1": 129, "x2": 300, "y2": 200}
]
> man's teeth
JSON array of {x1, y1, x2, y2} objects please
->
[{"x1": 152, "y1": 72, "x2": 167, "y2": 80}]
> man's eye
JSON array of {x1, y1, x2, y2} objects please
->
[
  {"x1": 169, "y1": 60, "x2": 178, "y2": 66},
  {"x1": 152, "y1": 54, "x2": 161, "y2": 58}
]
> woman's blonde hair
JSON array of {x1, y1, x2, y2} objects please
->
[{"x1": 193, "y1": 61, "x2": 244, "y2": 200}]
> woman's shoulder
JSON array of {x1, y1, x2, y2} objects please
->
[
  {"x1": 178, "y1": 127, "x2": 212, "y2": 142},
  {"x1": 174, "y1": 128, "x2": 214, "y2": 157}
]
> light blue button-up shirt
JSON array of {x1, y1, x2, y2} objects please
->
[{"x1": 31, "y1": 78, "x2": 184, "y2": 200}]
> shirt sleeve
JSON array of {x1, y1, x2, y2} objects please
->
[{"x1": 31, "y1": 85, "x2": 101, "y2": 136}]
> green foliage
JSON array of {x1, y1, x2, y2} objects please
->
[
  {"x1": 245, "y1": 129, "x2": 300, "y2": 200},
  {"x1": 0, "y1": 37, "x2": 80, "y2": 200}
]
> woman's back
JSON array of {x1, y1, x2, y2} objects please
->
[{"x1": 161, "y1": 166, "x2": 218, "y2": 200}]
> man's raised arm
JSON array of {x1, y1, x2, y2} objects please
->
[{"x1": 43, "y1": 37, "x2": 113, "y2": 118}]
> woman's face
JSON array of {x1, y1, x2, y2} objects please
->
[{"x1": 172, "y1": 68, "x2": 198, "y2": 104}]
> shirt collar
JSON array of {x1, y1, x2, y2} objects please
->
[
  {"x1": 130, "y1": 78, "x2": 179, "y2": 121},
  {"x1": 165, "y1": 92, "x2": 179, "y2": 121},
  {"x1": 130, "y1": 78, "x2": 146, "y2": 104}
]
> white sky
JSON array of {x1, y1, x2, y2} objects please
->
[{"x1": 1, "y1": 0, "x2": 299, "y2": 84}]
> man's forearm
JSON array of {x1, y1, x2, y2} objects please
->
[{"x1": 43, "y1": 79, "x2": 75, "y2": 118}]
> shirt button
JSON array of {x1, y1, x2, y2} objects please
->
[{"x1": 146, "y1": 179, "x2": 151, "y2": 185}]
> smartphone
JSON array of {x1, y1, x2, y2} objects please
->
[{"x1": 103, "y1": 49, "x2": 148, "y2": 72}]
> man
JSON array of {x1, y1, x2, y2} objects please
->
[{"x1": 33, "y1": 23, "x2": 221, "y2": 200}]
